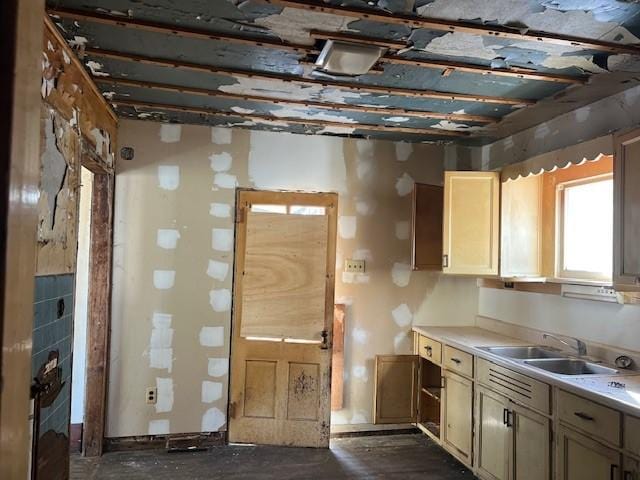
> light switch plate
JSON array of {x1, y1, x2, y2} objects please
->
[
  {"x1": 146, "y1": 387, "x2": 157, "y2": 405},
  {"x1": 345, "y1": 259, "x2": 365, "y2": 273}
]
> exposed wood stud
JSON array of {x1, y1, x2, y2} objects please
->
[
  {"x1": 85, "y1": 47, "x2": 534, "y2": 106},
  {"x1": 110, "y1": 98, "x2": 472, "y2": 137},
  {"x1": 95, "y1": 76, "x2": 497, "y2": 124},
  {"x1": 442, "y1": 68, "x2": 455, "y2": 77},
  {"x1": 310, "y1": 29, "x2": 407, "y2": 50}
]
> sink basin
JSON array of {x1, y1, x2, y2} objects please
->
[
  {"x1": 523, "y1": 358, "x2": 619, "y2": 376},
  {"x1": 482, "y1": 346, "x2": 565, "y2": 360}
]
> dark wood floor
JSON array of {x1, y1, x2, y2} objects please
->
[{"x1": 71, "y1": 434, "x2": 474, "y2": 479}]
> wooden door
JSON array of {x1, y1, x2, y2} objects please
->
[
  {"x1": 475, "y1": 387, "x2": 510, "y2": 480},
  {"x1": 557, "y1": 426, "x2": 622, "y2": 480},
  {"x1": 443, "y1": 171, "x2": 500, "y2": 275},
  {"x1": 443, "y1": 370, "x2": 473, "y2": 465},
  {"x1": 373, "y1": 355, "x2": 419, "y2": 424},
  {"x1": 512, "y1": 403, "x2": 550, "y2": 480},
  {"x1": 614, "y1": 128, "x2": 640, "y2": 291},
  {"x1": 229, "y1": 190, "x2": 337, "y2": 448},
  {"x1": 624, "y1": 456, "x2": 640, "y2": 480},
  {"x1": 411, "y1": 183, "x2": 443, "y2": 270}
]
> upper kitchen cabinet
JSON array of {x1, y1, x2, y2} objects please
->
[
  {"x1": 443, "y1": 171, "x2": 500, "y2": 276},
  {"x1": 411, "y1": 183, "x2": 443, "y2": 271},
  {"x1": 614, "y1": 128, "x2": 640, "y2": 292}
]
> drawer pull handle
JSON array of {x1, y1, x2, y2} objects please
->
[
  {"x1": 425, "y1": 346, "x2": 433, "y2": 356},
  {"x1": 502, "y1": 408, "x2": 513, "y2": 427},
  {"x1": 451, "y1": 358, "x2": 462, "y2": 364},
  {"x1": 574, "y1": 411, "x2": 595, "y2": 421}
]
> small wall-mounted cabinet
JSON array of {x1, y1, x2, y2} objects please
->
[{"x1": 411, "y1": 183, "x2": 443, "y2": 271}]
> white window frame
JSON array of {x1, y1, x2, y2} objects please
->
[{"x1": 555, "y1": 173, "x2": 613, "y2": 283}]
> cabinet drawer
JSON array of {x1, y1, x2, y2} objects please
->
[
  {"x1": 558, "y1": 390, "x2": 621, "y2": 446},
  {"x1": 476, "y1": 358, "x2": 550, "y2": 414},
  {"x1": 418, "y1": 335, "x2": 442, "y2": 363},
  {"x1": 443, "y1": 345, "x2": 473, "y2": 377},
  {"x1": 625, "y1": 415, "x2": 640, "y2": 456}
]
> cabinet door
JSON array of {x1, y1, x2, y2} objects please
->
[
  {"x1": 557, "y1": 426, "x2": 622, "y2": 480},
  {"x1": 475, "y1": 387, "x2": 510, "y2": 480},
  {"x1": 443, "y1": 171, "x2": 500, "y2": 275},
  {"x1": 512, "y1": 403, "x2": 550, "y2": 480},
  {"x1": 373, "y1": 355, "x2": 419, "y2": 424},
  {"x1": 614, "y1": 128, "x2": 640, "y2": 291},
  {"x1": 443, "y1": 370, "x2": 473, "y2": 465},
  {"x1": 411, "y1": 183, "x2": 443, "y2": 271},
  {"x1": 624, "y1": 456, "x2": 640, "y2": 480}
]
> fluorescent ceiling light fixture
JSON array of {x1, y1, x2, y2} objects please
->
[{"x1": 315, "y1": 40, "x2": 386, "y2": 76}]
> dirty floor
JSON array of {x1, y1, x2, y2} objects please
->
[{"x1": 71, "y1": 433, "x2": 474, "y2": 479}]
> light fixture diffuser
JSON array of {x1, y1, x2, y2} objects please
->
[{"x1": 315, "y1": 40, "x2": 386, "y2": 76}]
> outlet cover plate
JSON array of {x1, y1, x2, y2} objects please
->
[
  {"x1": 345, "y1": 259, "x2": 365, "y2": 273},
  {"x1": 146, "y1": 387, "x2": 157, "y2": 405}
]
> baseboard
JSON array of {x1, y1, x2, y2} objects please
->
[
  {"x1": 69, "y1": 423, "x2": 82, "y2": 453},
  {"x1": 104, "y1": 431, "x2": 227, "y2": 452},
  {"x1": 330, "y1": 423, "x2": 418, "y2": 438}
]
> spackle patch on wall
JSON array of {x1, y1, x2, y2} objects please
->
[
  {"x1": 199, "y1": 326, "x2": 225, "y2": 347},
  {"x1": 149, "y1": 312, "x2": 174, "y2": 372},
  {"x1": 351, "y1": 365, "x2": 369, "y2": 382},
  {"x1": 149, "y1": 348, "x2": 173, "y2": 372},
  {"x1": 208, "y1": 358, "x2": 229, "y2": 378},
  {"x1": 148, "y1": 419, "x2": 170, "y2": 435},
  {"x1": 391, "y1": 262, "x2": 412, "y2": 287},
  {"x1": 213, "y1": 173, "x2": 238, "y2": 189},
  {"x1": 355, "y1": 198, "x2": 376, "y2": 216},
  {"x1": 210, "y1": 152, "x2": 233, "y2": 172},
  {"x1": 211, "y1": 127, "x2": 232, "y2": 145},
  {"x1": 395, "y1": 173, "x2": 414, "y2": 197},
  {"x1": 353, "y1": 249, "x2": 373, "y2": 262},
  {"x1": 201, "y1": 407, "x2": 226, "y2": 432},
  {"x1": 392, "y1": 304, "x2": 413, "y2": 327},
  {"x1": 395, "y1": 221, "x2": 410, "y2": 240},
  {"x1": 210, "y1": 203, "x2": 232, "y2": 218},
  {"x1": 155, "y1": 377, "x2": 174, "y2": 413},
  {"x1": 201, "y1": 381, "x2": 223, "y2": 403},
  {"x1": 207, "y1": 260, "x2": 229, "y2": 281},
  {"x1": 352, "y1": 327, "x2": 370, "y2": 345},
  {"x1": 157, "y1": 166, "x2": 180, "y2": 191},
  {"x1": 395, "y1": 142, "x2": 413, "y2": 162},
  {"x1": 209, "y1": 289, "x2": 231, "y2": 312},
  {"x1": 338, "y1": 216, "x2": 357, "y2": 239},
  {"x1": 157, "y1": 229, "x2": 181, "y2": 249},
  {"x1": 153, "y1": 270, "x2": 176, "y2": 290},
  {"x1": 211, "y1": 228, "x2": 234, "y2": 252},
  {"x1": 159, "y1": 124, "x2": 182, "y2": 143}
]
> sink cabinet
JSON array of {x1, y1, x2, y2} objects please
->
[{"x1": 557, "y1": 425, "x2": 622, "y2": 480}]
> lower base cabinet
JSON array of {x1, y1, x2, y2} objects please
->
[
  {"x1": 476, "y1": 387, "x2": 510, "y2": 480},
  {"x1": 557, "y1": 425, "x2": 622, "y2": 480},
  {"x1": 512, "y1": 402, "x2": 550, "y2": 480},
  {"x1": 443, "y1": 370, "x2": 473, "y2": 465},
  {"x1": 625, "y1": 457, "x2": 640, "y2": 480}
]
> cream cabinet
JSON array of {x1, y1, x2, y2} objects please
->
[
  {"x1": 476, "y1": 387, "x2": 510, "y2": 480},
  {"x1": 614, "y1": 128, "x2": 640, "y2": 292},
  {"x1": 511, "y1": 402, "x2": 550, "y2": 480},
  {"x1": 443, "y1": 369, "x2": 473, "y2": 465},
  {"x1": 442, "y1": 171, "x2": 500, "y2": 276},
  {"x1": 557, "y1": 425, "x2": 622, "y2": 480}
]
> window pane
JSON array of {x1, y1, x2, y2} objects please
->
[
  {"x1": 562, "y1": 179, "x2": 613, "y2": 276},
  {"x1": 289, "y1": 205, "x2": 326, "y2": 215},
  {"x1": 250, "y1": 204, "x2": 287, "y2": 214}
]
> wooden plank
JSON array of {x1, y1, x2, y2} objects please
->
[
  {"x1": 0, "y1": 0, "x2": 44, "y2": 478},
  {"x1": 83, "y1": 173, "x2": 114, "y2": 457},
  {"x1": 331, "y1": 304, "x2": 345, "y2": 411}
]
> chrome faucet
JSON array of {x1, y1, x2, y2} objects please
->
[{"x1": 543, "y1": 333, "x2": 587, "y2": 357}]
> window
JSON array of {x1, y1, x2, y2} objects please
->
[{"x1": 556, "y1": 175, "x2": 613, "y2": 282}]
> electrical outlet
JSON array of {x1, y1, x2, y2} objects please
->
[
  {"x1": 145, "y1": 387, "x2": 157, "y2": 405},
  {"x1": 344, "y1": 259, "x2": 365, "y2": 273}
]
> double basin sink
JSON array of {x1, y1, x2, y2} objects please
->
[{"x1": 480, "y1": 346, "x2": 619, "y2": 376}]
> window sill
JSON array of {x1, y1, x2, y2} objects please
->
[{"x1": 546, "y1": 278, "x2": 613, "y2": 288}]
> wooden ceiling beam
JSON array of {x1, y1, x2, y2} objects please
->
[
  {"x1": 110, "y1": 98, "x2": 470, "y2": 137},
  {"x1": 265, "y1": 0, "x2": 640, "y2": 55},
  {"x1": 85, "y1": 47, "x2": 534, "y2": 106},
  {"x1": 95, "y1": 75, "x2": 496, "y2": 124},
  {"x1": 49, "y1": 7, "x2": 585, "y2": 85}
]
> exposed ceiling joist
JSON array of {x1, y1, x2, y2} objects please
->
[
  {"x1": 86, "y1": 47, "x2": 535, "y2": 106},
  {"x1": 95, "y1": 76, "x2": 497, "y2": 124},
  {"x1": 264, "y1": 0, "x2": 640, "y2": 55},
  {"x1": 48, "y1": 8, "x2": 585, "y2": 85},
  {"x1": 111, "y1": 98, "x2": 471, "y2": 137}
]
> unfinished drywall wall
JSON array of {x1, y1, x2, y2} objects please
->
[{"x1": 109, "y1": 120, "x2": 478, "y2": 437}]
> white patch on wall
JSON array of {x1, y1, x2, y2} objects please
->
[
  {"x1": 338, "y1": 216, "x2": 357, "y2": 239},
  {"x1": 575, "y1": 106, "x2": 591, "y2": 123},
  {"x1": 159, "y1": 124, "x2": 182, "y2": 143},
  {"x1": 391, "y1": 262, "x2": 412, "y2": 287},
  {"x1": 201, "y1": 381, "x2": 223, "y2": 403},
  {"x1": 153, "y1": 270, "x2": 176, "y2": 290},
  {"x1": 352, "y1": 365, "x2": 369, "y2": 382},
  {"x1": 248, "y1": 130, "x2": 347, "y2": 194},
  {"x1": 201, "y1": 407, "x2": 226, "y2": 432},
  {"x1": 207, "y1": 260, "x2": 229, "y2": 281},
  {"x1": 534, "y1": 123, "x2": 550, "y2": 140},
  {"x1": 342, "y1": 272, "x2": 370, "y2": 284},
  {"x1": 352, "y1": 327, "x2": 370, "y2": 345},
  {"x1": 395, "y1": 141, "x2": 413, "y2": 162},
  {"x1": 149, "y1": 312, "x2": 174, "y2": 372},
  {"x1": 209, "y1": 152, "x2": 233, "y2": 172},
  {"x1": 211, "y1": 228, "x2": 233, "y2": 252},
  {"x1": 152, "y1": 312, "x2": 172, "y2": 329},
  {"x1": 210, "y1": 203, "x2": 232, "y2": 218},
  {"x1": 157, "y1": 165, "x2": 180, "y2": 191},
  {"x1": 209, "y1": 289, "x2": 231, "y2": 312},
  {"x1": 213, "y1": 173, "x2": 238, "y2": 189},
  {"x1": 355, "y1": 200, "x2": 372, "y2": 216},
  {"x1": 394, "y1": 331, "x2": 411, "y2": 354},
  {"x1": 155, "y1": 377, "x2": 174, "y2": 413},
  {"x1": 395, "y1": 173, "x2": 414, "y2": 197},
  {"x1": 199, "y1": 326, "x2": 225, "y2": 347},
  {"x1": 148, "y1": 419, "x2": 170, "y2": 435},
  {"x1": 352, "y1": 249, "x2": 373, "y2": 262},
  {"x1": 208, "y1": 358, "x2": 229, "y2": 377},
  {"x1": 149, "y1": 349, "x2": 173, "y2": 372},
  {"x1": 392, "y1": 304, "x2": 413, "y2": 327},
  {"x1": 211, "y1": 126, "x2": 232, "y2": 145},
  {"x1": 395, "y1": 221, "x2": 410, "y2": 240},
  {"x1": 156, "y1": 229, "x2": 181, "y2": 249}
]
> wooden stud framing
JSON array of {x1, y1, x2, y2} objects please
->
[
  {"x1": 95, "y1": 76, "x2": 496, "y2": 124},
  {"x1": 111, "y1": 98, "x2": 471, "y2": 137}
]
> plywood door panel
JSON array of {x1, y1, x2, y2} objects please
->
[
  {"x1": 411, "y1": 183, "x2": 443, "y2": 270},
  {"x1": 443, "y1": 171, "x2": 500, "y2": 275},
  {"x1": 443, "y1": 370, "x2": 473, "y2": 465},
  {"x1": 475, "y1": 386, "x2": 510, "y2": 480},
  {"x1": 373, "y1": 355, "x2": 419, "y2": 424},
  {"x1": 614, "y1": 128, "x2": 640, "y2": 291},
  {"x1": 243, "y1": 360, "x2": 277, "y2": 418},
  {"x1": 512, "y1": 403, "x2": 550, "y2": 480},
  {"x1": 557, "y1": 425, "x2": 621, "y2": 480}
]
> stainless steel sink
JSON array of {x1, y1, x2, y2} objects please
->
[
  {"x1": 481, "y1": 346, "x2": 565, "y2": 360},
  {"x1": 523, "y1": 358, "x2": 619, "y2": 376}
]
